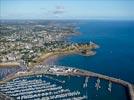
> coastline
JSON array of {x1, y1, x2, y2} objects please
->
[
  {"x1": 29, "y1": 44, "x2": 98, "y2": 67},
  {"x1": 29, "y1": 49, "x2": 80, "y2": 67},
  {"x1": 0, "y1": 43, "x2": 99, "y2": 68}
]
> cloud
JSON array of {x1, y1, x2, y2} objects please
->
[
  {"x1": 53, "y1": 10, "x2": 64, "y2": 14},
  {"x1": 56, "y1": 6, "x2": 64, "y2": 10},
  {"x1": 38, "y1": 5, "x2": 66, "y2": 18},
  {"x1": 52, "y1": 5, "x2": 65, "y2": 15},
  {"x1": 40, "y1": 7, "x2": 46, "y2": 10}
]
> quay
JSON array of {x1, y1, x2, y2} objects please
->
[{"x1": 0, "y1": 65, "x2": 134, "y2": 100}]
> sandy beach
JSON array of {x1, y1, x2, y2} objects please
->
[{"x1": 0, "y1": 62, "x2": 20, "y2": 67}]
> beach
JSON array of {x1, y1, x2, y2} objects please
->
[{"x1": 0, "y1": 62, "x2": 20, "y2": 67}]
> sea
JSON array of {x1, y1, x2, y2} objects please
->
[
  {"x1": 42, "y1": 20, "x2": 134, "y2": 100},
  {"x1": 46, "y1": 20, "x2": 134, "y2": 84}
]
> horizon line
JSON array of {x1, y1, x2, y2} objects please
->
[{"x1": 1, "y1": 18, "x2": 134, "y2": 21}]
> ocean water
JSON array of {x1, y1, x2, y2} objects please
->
[{"x1": 46, "y1": 20, "x2": 134, "y2": 83}]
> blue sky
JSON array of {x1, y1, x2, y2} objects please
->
[{"x1": 0, "y1": 0, "x2": 134, "y2": 20}]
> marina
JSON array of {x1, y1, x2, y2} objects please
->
[
  {"x1": 0, "y1": 65, "x2": 133, "y2": 100},
  {"x1": 0, "y1": 75, "x2": 86, "y2": 100}
]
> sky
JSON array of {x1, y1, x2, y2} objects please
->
[{"x1": 0, "y1": 0, "x2": 134, "y2": 20}]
